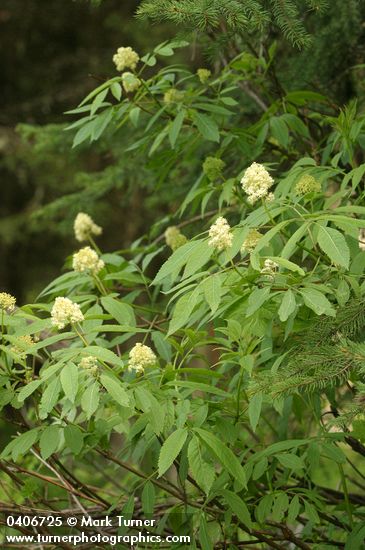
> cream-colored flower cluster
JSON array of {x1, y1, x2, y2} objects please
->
[
  {"x1": 197, "y1": 68, "x2": 211, "y2": 84},
  {"x1": 241, "y1": 229, "x2": 262, "y2": 253},
  {"x1": 0, "y1": 292, "x2": 16, "y2": 311},
  {"x1": 164, "y1": 226, "x2": 187, "y2": 251},
  {"x1": 74, "y1": 213, "x2": 102, "y2": 243},
  {"x1": 72, "y1": 246, "x2": 104, "y2": 275},
  {"x1": 208, "y1": 217, "x2": 233, "y2": 251},
  {"x1": 79, "y1": 355, "x2": 99, "y2": 376},
  {"x1": 128, "y1": 343, "x2": 156, "y2": 374},
  {"x1": 241, "y1": 162, "x2": 274, "y2": 204},
  {"x1": 122, "y1": 72, "x2": 141, "y2": 93},
  {"x1": 295, "y1": 174, "x2": 321, "y2": 195},
  {"x1": 51, "y1": 297, "x2": 84, "y2": 330},
  {"x1": 203, "y1": 157, "x2": 225, "y2": 181},
  {"x1": 163, "y1": 88, "x2": 184, "y2": 104},
  {"x1": 260, "y1": 259, "x2": 279, "y2": 276},
  {"x1": 113, "y1": 46, "x2": 139, "y2": 71},
  {"x1": 11, "y1": 335, "x2": 34, "y2": 357}
]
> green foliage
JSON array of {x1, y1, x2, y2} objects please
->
[{"x1": 2, "y1": 4, "x2": 365, "y2": 547}]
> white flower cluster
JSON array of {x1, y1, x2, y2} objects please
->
[
  {"x1": 241, "y1": 162, "x2": 274, "y2": 204},
  {"x1": 260, "y1": 259, "x2": 279, "y2": 276},
  {"x1": 113, "y1": 46, "x2": 139, "y2": 71},
  {"x1": 51, "y1": 297, "x2": 84, "y2": 330},
  {"x1": 208, "y1": 217, "x2": 233, "y2": 251},
  {"x1": 72, "y1": 246, "x2": 104, "y2": 275},
  {"x1": 122, "y1": 72, "x2": 141, "y2": 93},
  {"x1": 128, "y1": 343, "x2": 156, "y2": 374},
  {"x1": 0, "y1": 292, "x2": 16, "y2": 311},
  {"x1": 74, "y1": 213, "x2": 102, "y2": 243}
]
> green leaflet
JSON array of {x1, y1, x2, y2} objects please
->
[
  {"x1": 101, "y1": 296, "x2": 136, "y2": 328},
  {"x1": 276, "y1": 453, "x2": 304, "y2": 470},
  {"x1": 278, "y1": 290, "x2": 296, "y2": 322},
  {"x1": 39, "y1": 425, "x2": 60, "y2": 459},
  {"x1": 169, "y1": 109, "x2": 185, "y2": 147},
  {"x1": 248, "y1": 393, "x2": 263, "y2": 432},
  {"x1": 221, "y1": 489, "x2": 252, "y2": 529},
  {"x1": 39, "y1": 378, "x2": 61, "y2": 419},
  {"x1": 1, "y1": 428, "x2": 40, "y2": 461},
  {"x1": 158, "y1": 428, "x2": 188, "y2": 477},
  {"x1": 168, "y1": 287, "x2": 200, "y2": 335},
  {"x1": 60, "y1": 362, "x2": 78, "y2": 403},
  {"x1": 100, "y1": 373, "x2": 129, "y2": 407},
  {"x1": 317, "y1": 226, "x2": 350, "y2": 269},
  {"x1": 183, "y1": 240, "x2": 212, "y2": 279},
  {"x1": 194, "y1": 428, "x2": 246, "y2": 488},
  {"x1": 153, "y1": 241, "x2": 198, "y2": 284},
  {"x1": 192, "y1": 112, "x2": 220, "y2": 142},
  {"x1": 81, "y1": 381, "x2": 100, "y2": 419},
  {"x1": 246, "y1": 287, "x2": 271, "y2": 316},
  {"x1": 18, "y1": 379, "x2": 43, "y2": 402},
  {"x1": 188, "y1": 436, "x2": 215, "y2": 494},
  {"x1": 141, "y1": 481, "x2": 155, "y2": 515},
  {"x1": 300, "y1": 288, "x2": 336, "y2": 316},
  {"x1": 200, "y1": 274, "x2": 222, "y2": 314},
  {"x1": 64, "y1": 425, "x2": 84, "y2": 455}
]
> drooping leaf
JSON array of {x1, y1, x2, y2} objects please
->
[
  {"x1": 60, "y1": 362, "x2": 78, "y2": 403},
  {"x1": 221, "y1": 489, "x2": 252, "y2": 529},
  {"x1": 100, "y1": 374, "x2": 129, "y2": 407},
  {"x1": 248, "y1": 393, "x2": 263, "y2": 433},
  {"x1": 64, "y1": 425, "x2": 84, "y2": 455},
  {"x1": 158, "y1": 428, "x2": 188, "y2": 477},
  {"x1": 39, "y1": 425, "x2": 60, "y2": 459},
  {"x1": 317, "y1": 226, "x2": 350, "y2": 269},
  {"x1": 200, "y1": 274, "x2": 222, "y2": 314},
  {"x1": 278, "y1": 290, "x2": 296, "y2": 322},
  {"x1": 195, "y1": 428, "x2": 246, "y2": 488},
  {"x1": 300, "y1": 288, "x2": 335, "y2": 316},
  {"x1": 81, "y1": 381, "x2": 100, "y2": 419},
  {"x1": 192, "y1": 112, "x2": 220, "y2": 142},
  {"x1": 188, "y1": 436, "x2": 215, "y2": 494}
]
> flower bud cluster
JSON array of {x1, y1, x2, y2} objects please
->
[
  {"x1": 295, "y1": 174, "x2": 321, "y2": 195},
  {"x1": 203, "y1": 157, "x2": 225, "y2": 181},
  {"x1": 241, "y1": 229, "x2": 262, "y2": 253},
  {"x1": 11, "y1": 335, "x2": 34, "y2": 358},
  {"x1": 79, "y1": 356, "x2": 99, "y2": 377},
  {"x1": 122, "y1": 72, "x2": 141, "y2": 93},
  {"x1": 164, "y1": 226, "x2": 187, "y2": 251},
  {"x1": 163, "y1": 88, "x2": 184, "y2": 104},
  {"x1": 197, "y1": 68, "x2": 211, "y2": 84}
]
